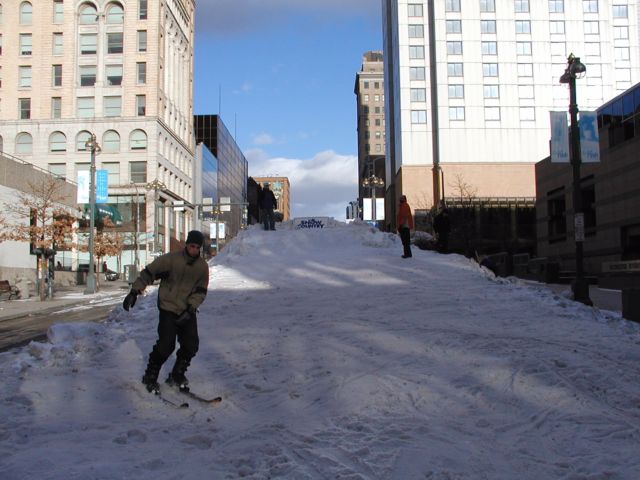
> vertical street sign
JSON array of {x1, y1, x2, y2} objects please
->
[
  {"x1": 96, "y1": 170, "x2": 109, "y2": 203},
  {"x1": 550, "y1": 111, "x2": 570, "y2": 163},
  {"x1": 77, "y1": 171, "x2": 90, "y2": 203}
]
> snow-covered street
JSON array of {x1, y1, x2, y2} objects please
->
[{"x1": 2, "y1": 221, "x2": 640, "y2": 479}]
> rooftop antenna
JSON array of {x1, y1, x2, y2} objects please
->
[{"x1": 218, "y1": 84, "x2": 222, "y2": 116}]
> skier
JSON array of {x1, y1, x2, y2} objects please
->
[
  {"x1": 122, "y1": 230, "x2": 209, "y2": 393},
  {"x1": 260, "y1": 183, "x2": 278, "y2": 231},
  {"x1": 397, "y1": 195, "x2": 414, "y2": 258}
]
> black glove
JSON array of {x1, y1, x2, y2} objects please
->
[
  {"x1": 176, "y1": 305, "x2": 196, "y2": 326},
  {"x1": 122, "y1": 290, "x2": 139, "y2": 311}
]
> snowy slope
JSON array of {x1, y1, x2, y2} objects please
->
[{"x1": 1, "y1": 221, "x2": 640, "y2": 479}]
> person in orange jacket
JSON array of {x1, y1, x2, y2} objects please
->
[{"x1": 396, "y1": 195, "x2": 414, "y2": 258}]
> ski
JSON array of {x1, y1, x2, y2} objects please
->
[
  {"x1": 151, "y1": 389, "x2": 189, "y2": 409},
  {"x1": 178, "y1": 388, "x2": 222, "y2": 405}
]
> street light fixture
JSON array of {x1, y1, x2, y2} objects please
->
[
  {"x1": 129, "y1": 182, "x2": 140, "y2": 270},
  {"x1": 84, "y1": 133, "x2": 101, "y2": 295},
  {"x1": 559, "y1": 53, "x2": 592, "y2": 306}
]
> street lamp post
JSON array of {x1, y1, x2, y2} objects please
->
[
  {"x1": 145, "y1": 179, "x2": 166, "y2": 255},
  {"x1": 560, "y1": 53, "x2": 592, "y2": 306},
  {"x1": 130, "y1": 182, "x2": 140, "y2": 270},
  {"x1": 362, "y1": 174, "x2": 385, "y2": 227},
  {"x1": 84, "y1": 133, "x2": 101, "y2": 295}
]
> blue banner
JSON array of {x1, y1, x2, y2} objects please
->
[{"x1": 96, "y1": 170, "x2": 109, "y2": 203}]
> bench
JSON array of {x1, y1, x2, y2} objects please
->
[{"x1": 0, "y1": 280, "x2": 19, "y2": 301}]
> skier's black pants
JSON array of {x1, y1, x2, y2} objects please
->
[
  {"x1": 148, "y1": 309, "x2": 199, "y2": 367},
  {"x1": 399, "y1": 226, "x2": 412, "y2": 257}
]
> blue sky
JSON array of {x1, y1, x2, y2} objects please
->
[{"x1": 193, "y1": 0, "x2": 382, "y2": 219}]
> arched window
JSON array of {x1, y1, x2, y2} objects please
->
[
  {"x1": 130, "y1": 130, "x2": 147, "y2": 150},
  {"x1": 78, "y1": 3, "x2": 97, "y2": 24},
  {"x1": 76, "y1": 130, "x2": 92, "y2": 152},
  {"x1": 102, "y1": 130, "x2": 120, "y2": 152},
  {"x1": 15, "y1": 132, "x2": 33, "y2": 155},
  {"x1": 49, "y1": 131, "x2": 67, "y2": 152},
  {"x1": 19, "y1": 2, "x2": 32, "y2": 25},
  {"x1": 106, "y1": 3, "x2": 124, "y2": 24}
]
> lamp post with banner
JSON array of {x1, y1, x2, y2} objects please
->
[{"x1": 84, "y1": 133, "x2": 101, "y2": 295}]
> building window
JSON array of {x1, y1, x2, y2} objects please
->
[
  {"x1": 411, "y1": 110, "x2": 427, "y2": 124},
  {"x1": 19, "y1": 98, "x2": 31, "y2": 119},
  {"x1": 448, "y1": 63, "x2": 464, "y2": 77},
  {"x1": 409, "y1": 46, "x2": 424, "y2": 59},
  {"x1": 613, "y1": 26, "x2": 628, "y2": 39},
  {"x1": 76, "y1": 131, "x2": 91, "y2": 151},
  {"x1": 137, "y1": 30, "x2": 147, "y2": 52},
  {"x1": 80, "y1": 34, "x2": 97, "y2": 55},
  {"x1": 519, "y1": 85, "x2": 534, "y2": 98},
  {"x1": 77, "y1": 97, "x2": 95, "y2": 118},
  {"x1": 79, "y1": 65, "x2": 96, "y2": 86},
  {"x1": 517, "y1": 63, "x2": 533, "y2": 77},
  {"x1": 104, "y1": 96, "x2": 122, "y2": 117},
  {"x1": 584, "y1": 21, "x2": 599, "y2": 35},
  {"x1": 102, "y1": 130, "x2": 120, "y2": 152},
  {"x1": 520, "y1": 107, "x2": 535, "y2": 121},
  {"x1": 484, "y1": 107, "x2": 500, "y2": 121},
  {"x1": 133, "y1": 95, "x2": 146, "y2": 117},
  {"x1": 106, "y1": 3, "x2": 124, "y2": 24},
  {"x1": 516, "y1": 42, "x2": 531, "y2": 55},
  {"x1": 79, "y1": 3, "x2": 98, "y2": 24},
  {"x1": 615, "y1": 47, "x2": 630, "y2": 61},
  {"x1": 583, "y1": 0, "x2": 598, "y2": 13},
  {"x1": 445, "y1": 0, "x2": 461, "y2": 12},
  {"x1": 130, "y1": 162, "x2": 147, "y2": 183},
  {"x1": 103, "y1": 162, "x2": 120, "y2": 186},
  {"x1": 130, "y1": 130, "x2": 148, "y2": 150},
  {"x1": 514, "y1": 0, "x2": 529, "y2": 13},
  {"x1": 483, "y1": 85, "x2": 499, "y2": 98},
  {"x1": 408, "y1": 4, "x2": 423, "y2": 16},
  {"x1": 446, "y1": 20, "x2": 462, "y2": 33},
  {"x1": 52, "y1": 64, "x2": 63, "y2": 87},
  {"x1": 447, "y1": 41, "x2": 463, "y2": 55},
  {"x1": 49, "y1": 132, "x2": 67, "y2": 152},
  {"x1": 106, "y1": 65, "x2": 123, "y2": 86},
  {"x1": 19, "y1": 2, "x2": 32, "y2": 25},
  {"x1": 19, "y1": 66, "x2": 32, "y2": 88},
  {"x1": 482, "y1": 41, "x2": 497, "y2": 55},
  {"x1": 48, "y1": 163, "x2": 66, "y2": 178},
  {"x1": 549, "y1": 0, "x2": 564, "y2": 13},
  {"x1": 550, "y1": 21, "x2": 565, "y2": 34},
  {"x1": 480, "y1": 0, "x2": 495, "y2": 12},
  {"x1": 408, "y1": 25, "x2": 424, "y2": 38},
  {"x1": 137, "y1": 62, "x2": 147, "y2": 84},
  {"x1": 515, "y1": 20, "x2": 531, "y2": 34},
  {"x1": 0, "y1": 35, "x2": 3, "y2": 56},
  {"x1": 53, "y1": 33, "x2": 64, "y2": 55},
  {"x1": 19, "y1": 34, "x2": 32, "y2": 55},
  {"x1": 449, "y1": 107, "x2": 465, "y2": 121},
  {"x1": 410, "y1": 88, "x2": 426, "y2": 102},
  {"x1": 585, "y1": 43, "x2": 601, "y2": 57},
  {"x1": 550, "y1": 42, "x2": 566, "y2": 58},
  {"x1": 16, "y1": 132, "x2": 33, "y2": 154},
  {"x1": 52, "y1": 97, "x2": 62, "y2": 118},
  {"x1": 448, "y1": 84, "x2": 464, "y2": 98},
  {"x1": 481, "y1": 20, "x2": 496, "y2": 34},
  {"x1": 138, "y1": 0, "x2": 148, "y2": 20},
  {"x1": 107, "y1": 32, "x2": 124, "y2": 54},
  {"x1": 482, "y1": 63, "x2": 498, "y2": 77},
  {"x1": 612, "y1": 5, "x2": 628, "y2": 18},
  {"x1": 547, "y1": 188, "x2": 566, "y2": 242},
  {"x1": 53, "y1": 0, "x2": 64, "y2": 23},
  {"x1": 410, "y1": 67, "x2": 425, "y2": 80}
]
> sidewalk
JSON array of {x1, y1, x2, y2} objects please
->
[
  {"x1": 0, "y1": 280, "x2": 129, "y2": 322},
  {"x1": 521, "y1": 280, "x2": 622, "y2": 313}
]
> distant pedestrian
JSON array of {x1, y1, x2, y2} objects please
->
[
  {"x1": 122, "y1": 230, "x2": 209, "y2": 394},
  {"x1": 396, "y1": 195, "x2": 414, "y2": 258},
  {"x1": 433, "y1": 208, "x2": 451, "y2": 253},
  {"x1": 260, "y1": 183, "x2": 278, "y2": 231}
]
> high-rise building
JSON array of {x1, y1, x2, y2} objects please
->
[
  {"x1": 354, "y1": 51, "x2": 386, "y2": 223},
  {"x1": 383, "y1": 0, "x2": 640, "y2": 228},
  {"x1": 0, "y1": 0, "x2": 196, "y2": 264}
]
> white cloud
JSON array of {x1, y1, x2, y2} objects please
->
[
  {"x1": 232, "y1": 82, "x2": 253, "y2": 95},
  {"x1": 252, "y1": 133, "x2": 275, "y2": 146},
  {"x1": 246, "y1": 149, "x2": 358, "y2": 219}
]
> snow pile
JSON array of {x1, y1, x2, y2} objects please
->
[{"x1": 1, "y1": 221, "x2": 640, "y2": 479}]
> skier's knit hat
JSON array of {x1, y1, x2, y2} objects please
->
[{"x1": 186, "y1": 230, "x2": 204, "y2": 246}]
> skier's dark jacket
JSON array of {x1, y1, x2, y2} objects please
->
[{"x1": 132, "y1": 249, "x2": 209, "y2": 315}]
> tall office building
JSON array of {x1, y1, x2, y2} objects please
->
[
  {"x1": 0, "y1": 0, "x2": 196, "y2": 264},
  {"x1": 383, "y1": 0, "x2": 640, "y2": 227},
  {"x1": 354, "y1": 51, "x2": 386, "y2": 222}
]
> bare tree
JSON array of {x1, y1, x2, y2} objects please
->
[
  {"x1": 448, "y1": 173, "x2": 478, "y2": 207},
  {"x1": 0, "y1": 177, "x2": 76, "y2": 300},
  {"x1": 447, "y1": 173, "x2": 478, "y2": 257},
  {"x1": 93, "y1": 231, "x2": 124, "y2": 289}
]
